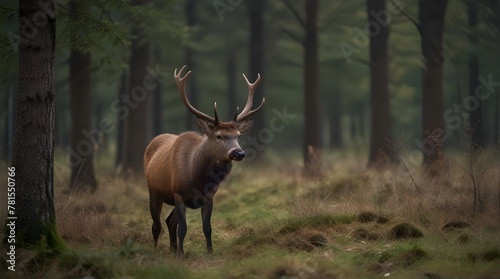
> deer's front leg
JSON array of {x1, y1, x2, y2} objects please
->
[
  {"x1": 174, "y1": 193, "x2": 187, "y2": 255},
  {"x1": 166, "y1": 208, "x2": 178, "y2": 253},
  {"x1": 201, "y1": 198, "x2": 214, "y2": 253}
]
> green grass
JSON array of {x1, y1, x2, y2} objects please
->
[{"x1": 1, "y1": 153, "x2": 500, "y2": 278}]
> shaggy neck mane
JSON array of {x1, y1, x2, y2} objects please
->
[{"x1": 191, "y1": 138, "x2": 232, "y2": 199}]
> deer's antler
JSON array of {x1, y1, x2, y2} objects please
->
[
  {"x1": 234, "y1": 73, "x2": 265, "y2": 122},
  {"x1": 174, "y1": 65, "x2": 219, "y2": 124}
]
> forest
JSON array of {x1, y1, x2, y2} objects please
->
[{"x1": 1, "y1": 0, "x2": 500, "y2": 278}]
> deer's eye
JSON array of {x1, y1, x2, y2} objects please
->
[{"x1": 216, "y1": 135, "x2": 222, "y2": 140}]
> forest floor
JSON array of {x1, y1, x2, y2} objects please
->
[{"x1": 1, "y1": 150, "x2": 500, "y2": 279}]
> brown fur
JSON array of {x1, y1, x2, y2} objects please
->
[
  {"x1": 144, "y1": 129, "x2": 236, "y2": 208},
  {"x1": 144, "y1": 121, "x2": 251, "y2": 255},
  {"x1": 145, "y1": 65, "x2": 264, "y2": 255}
]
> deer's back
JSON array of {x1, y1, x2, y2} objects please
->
[{"x1": 144, "y1": 132, "x2": 204, "y2": 205}]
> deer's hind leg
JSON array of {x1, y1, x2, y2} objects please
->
[
  {"x1": 149, "y1": 190, "x2": 163, "y2": 247},
  {"x1": 166, "y1": 208, "x2": 178, "y2": 253}
]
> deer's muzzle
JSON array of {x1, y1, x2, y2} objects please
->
[{"x1": 230, "y1": 149, "x2": 245, "y2": 161}]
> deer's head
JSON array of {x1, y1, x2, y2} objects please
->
[{"x1": 174, "y1": 65, "x2": 265, "y2": 162}]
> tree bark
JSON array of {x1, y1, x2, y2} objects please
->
[
  {"x1": 303, "y1": 0, "x2": 322, "y2": 174},
  {"x1": 1, "y1": 94, "x2": 7, "y2": 161},
  {"x1": 495, "y1": 92, "x2": 500, "y2": 144},
  {"x1": 3, "y1": 86, "x2": 15, "y2": 162},
  {"x1": 419, "y1": 0, "x2": 448, "y2": 171},
  {"x1": 367, "y1": 0, "x2": 392, "y2": 167},
  {"x1": 68, "y1": 0, "x2": 98, "y2": 191},
  {"x1": 247, "y1": 0, "x2": 266, "y2": 139},
  {"x1": 11, "y1": 0, "x2": 64, "y2": 249}
]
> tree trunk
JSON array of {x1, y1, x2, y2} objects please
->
[
  {"x1": 115, "y1": 69, "x2": 128, "y2": 169},
  {"x1": 122, "y1": 45, "x2": 152, "y2": 175},
  {"x1": 329, "y1": 94, "x2": 341, "y2": 149},
  {"x1": 247, "y1": 0, "x2": 266, "y2": 139},
  {"x1": 3, "y1": 86, "x2": 15, "y2": 162},
  {"x1": 350, "y1": 111, "x2": 357, "y2": 140},
  {"x1": 1, "y1": 93, "x2": 7, "y2": 161},
  {"x1": 227, "y1": 47, "x2": 237, "y2": 119},
  {"x1": 303, "y1": 0, "x2": 322, "y2": 174},
  {"x1": 185, "y1": 0, "x2": 198, "y2": 130},
  {"x1": 69, "y1": 49, "x2": 98, "y2": 191},
  {"x1": 367, "y1": 0, "x2": 392, "y2": 167},
  {"x1": 419, "y1": 0, "x2": 448, "y2": 171},
  {"x1": 122, "y1": 0, "x2": 153, "y2": 175},
  {"x1": 68, "y1": 0, "x2": 98, "y2": 191},
  {"x1": 467, "y1": 0, "x2": 482, "y2": 145},
  {"x1": 11, "y1": 0, "x2": 64, "y2": 249},
  {"x1": 152, "y1": 46, "x2": 162, "y2": 136},
  {"x1": 359, "y1": 109, "x2": 367, "y2": 140},
  {"x1": 452, "y1": 64, "x2": 462, "y2": 145},
  {"x1": 495, "y1": 92, "x2": 500, "y2": 144}
]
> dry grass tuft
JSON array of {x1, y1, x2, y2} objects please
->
[
  {"x1": 352, "y1": 228, "x2": 379, "y2": 241},
  {"x1": 388, "y1": 223, "x2": 424, "y2": 240},
  {"x1": 54, "y1": 174, "x2": 150, "y2": 248},
  {"x1": 357, "y1": 211, "x2": 378, "y2": 223},
  {"x1": 442, "y1": 221, "x2": 471, "y2": 232},
  {"x1": 356, "y1": 211, "x2": 391, "y2": 224},
  {"x1": 278, "y1": 215, "x2": 351, "y2": 234},
  {"x1": 280, "y1": 230, "x2": 329, "y2": 252},
  {"x1": 292, "y1": 150, "x2": 500, "y2": 234},
  {"x1": 56, "y1": 191, "x2": 115, "y2": 245},
  {"x1": 231, "y1": 222, "x2": 330, "y2": 253}
]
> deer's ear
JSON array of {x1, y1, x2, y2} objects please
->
[
  {"x1": 236, "y1": 119, "x2": 254, "y2": 134},
  {"x1": 195, "y1": 117, "x2": 215, "y2": 134}
]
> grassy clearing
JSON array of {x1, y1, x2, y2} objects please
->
[{"x1": 1, "y1": 150, "x2": 500, "y2": 278}]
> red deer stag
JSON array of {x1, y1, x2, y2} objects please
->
[{"x1": 144, "y1": 65, "x2": 264, "y2": 255}]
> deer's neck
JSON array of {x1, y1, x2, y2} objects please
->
[{"x1": 192, "y1": 140, "x2": 232, "y2": 197}]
